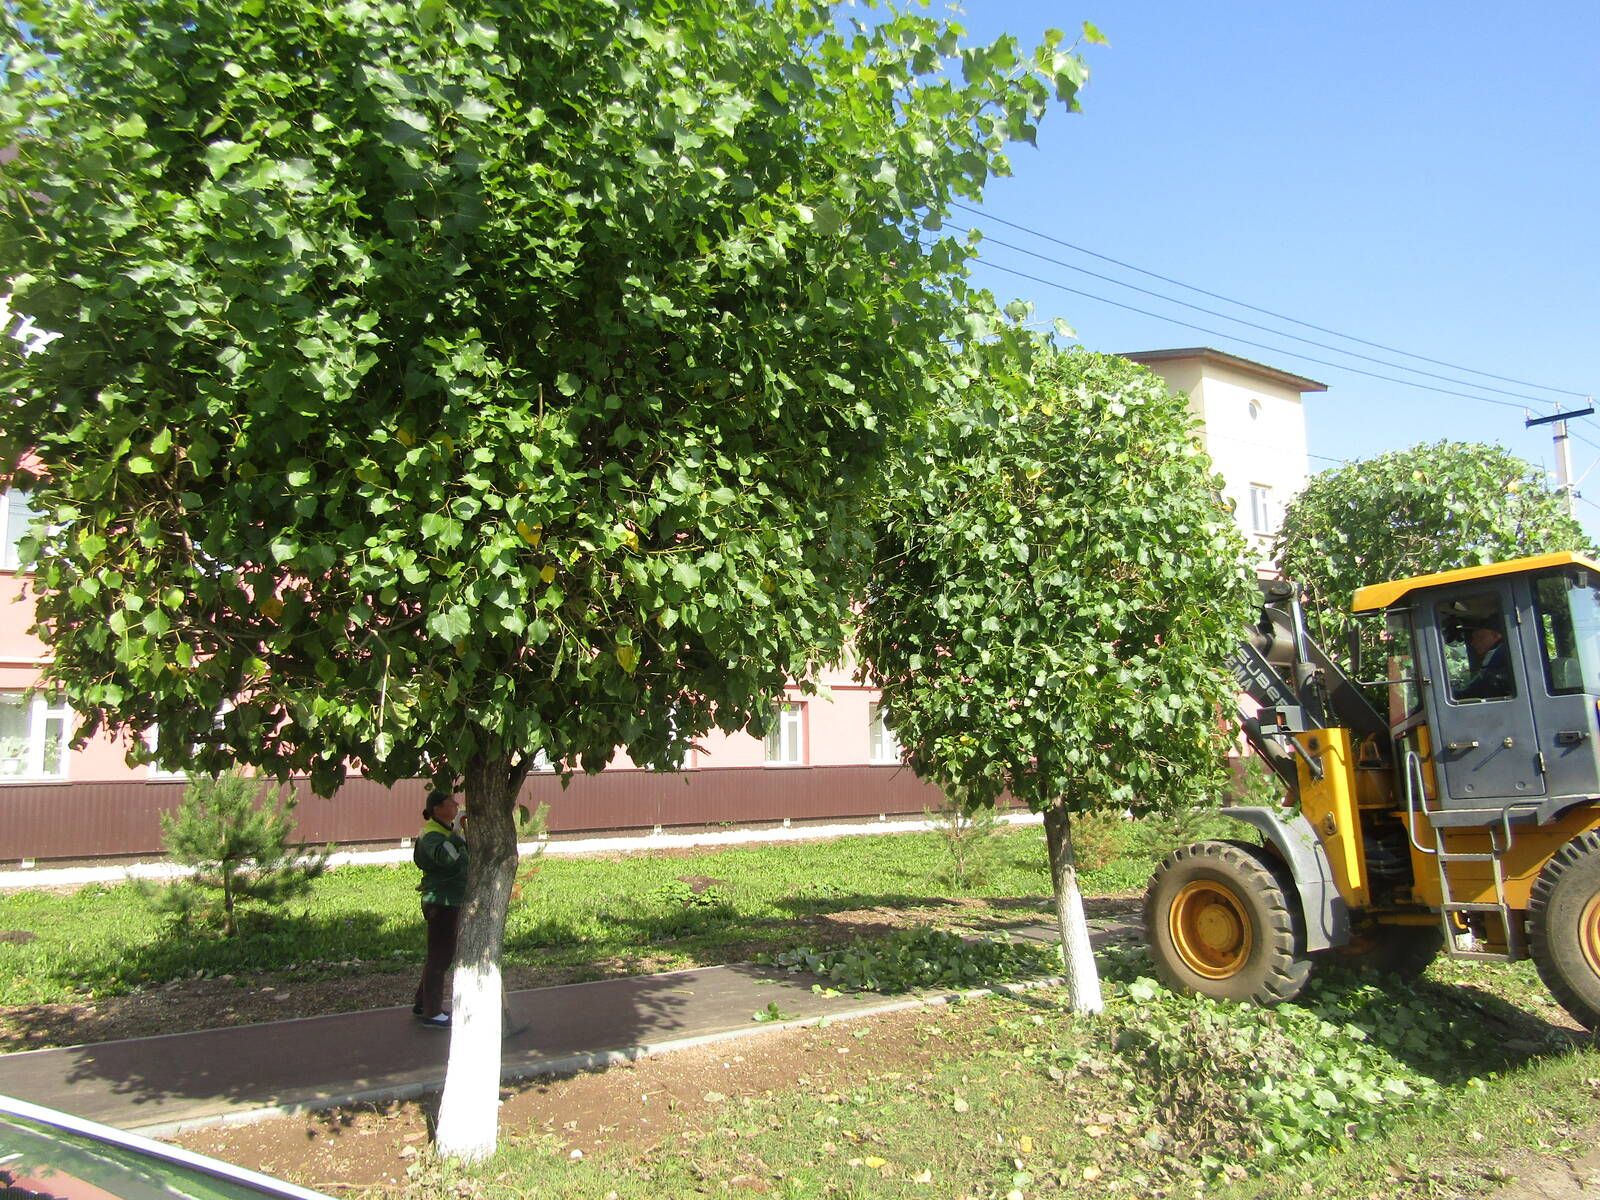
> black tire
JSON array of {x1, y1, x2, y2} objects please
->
[
  {"x1": 1528, "y1": 829, "x2": 1600, "y2": 1031},
  {"x1": 1327, "y1": 924, "x2": 1445, "y2": 982},
  {"x1": 1144, "y1": 839, "x2": 1313, "y2": 1004}
]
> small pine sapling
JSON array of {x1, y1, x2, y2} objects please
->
[
  {"x1": 509, "y1": 802, "x2": 550, "y2": 905},
  {"x1": 150, "y1": 771, "x2": 330, "y2": 937},
  {"x1": 927, "y1": 794, "x2": 1003, "y2": 889}
]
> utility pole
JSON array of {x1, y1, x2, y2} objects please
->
[{"x1": 1526, "y1": 402, "x2": 1595, "y2": 517}]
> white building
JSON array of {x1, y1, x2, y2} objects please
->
[{"x1": 1122, "y1": 347, "x2": 1323, "y2": 568}]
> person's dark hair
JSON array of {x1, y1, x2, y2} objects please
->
[{"x1": 423, "y1": 789, "x2": 452, "y2": 820}]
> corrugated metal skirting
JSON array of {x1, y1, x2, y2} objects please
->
[{"x1": 1, "y1": 766, "x2": 954, "y2": 863}]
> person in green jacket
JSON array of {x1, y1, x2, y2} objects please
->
[{"x1": 413, "y1": 789, "x2": 466, "y2": 1028}]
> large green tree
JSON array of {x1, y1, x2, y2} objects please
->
[
  {"x1": 857, "y1": 341, "x2": 1256, "y2": 1012},
  {"x1": 1275, "y1": 441, "x2": 1590, "y2": 656},
  {"x1": 0, "y1": 0, "x2": 1091, "y2": 1159}
]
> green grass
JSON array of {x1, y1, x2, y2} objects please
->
[
  {"x1": 0, "y1": 821, "x2": 1181, "y2": 1007},
  {"x1": 396, "y1": 950, "x2": 1597, "y2": 1200}
]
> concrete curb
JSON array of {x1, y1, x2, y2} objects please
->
[{"x1": 130, "y1": 972, "x2": 1069, "y2": 1139}]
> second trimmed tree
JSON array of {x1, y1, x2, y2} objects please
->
[{"x1": 857, "y1": 340, "x2": 1256, "y2": 1011}]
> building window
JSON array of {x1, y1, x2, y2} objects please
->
[
  {"x1": 868, "y1": 701, "x2": 902, "y2": 764},
  {"x1": 143, "y1": 727, "x2": 191, "y2": 780},
  {"x1": 1248, "y1": 484, "x2": 1273, "y2": 536},
  {"x1": 1247, "y1": 399, "x2": 1262, "y2": 421},
  {"x1": 764, "y1": 701, "x2": 805, "y2": 766},
  {"x1": 0, "y1": 690, "x2": 71, "y2": 780},
  {"x1": 2, "y1": 488, "x2": 37, "y2": 572}
]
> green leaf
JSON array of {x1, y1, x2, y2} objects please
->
[
  {"x1": 428, "y1": 606, "x2": 472, "y2": 643},
  {"x1": 202, "y1": 139, "x2": 256, "y2": 179}
]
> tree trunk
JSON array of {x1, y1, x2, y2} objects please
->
[
  {"x1": 433, "y1": 747, "x2": 526, "y2": 1162},
  {"x1": 1043, "y1": 806, "x2": 1104, "y2": 1014}
]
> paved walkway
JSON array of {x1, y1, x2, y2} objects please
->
[{"x1": 0, "y1": 920, "x2": 1127, "y2": 1137}]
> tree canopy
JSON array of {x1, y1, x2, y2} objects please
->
[
  {"x1": 1275, "y1": 440, "x2": 1590, "y2": 651},
  {"x1": 0, "y1": 0, "x2": 1089, "y2": 791},
  {"x1": 859, "y1": 342, "x2": 1254, "y2": 818}
]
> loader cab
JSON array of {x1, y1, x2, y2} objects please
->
[{"x1": 1353, "y1": 552, "x2": 1600, "y2": 814}]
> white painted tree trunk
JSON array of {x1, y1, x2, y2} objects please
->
[
  {"x1": 434, "y1": 955, "x2": 503, "y2": 1161},
  {"x1": 1044, "y1": 806, "x2": 1104, "y2": 1014},
  {"x1": 433, "y1": 750, "x2": 524, "y2": 1162}
]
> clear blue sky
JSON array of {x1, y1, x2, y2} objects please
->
[{"x1": 950, "y1": 2, "x2": 1600, "y2": 539}]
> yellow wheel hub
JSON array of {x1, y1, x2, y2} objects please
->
[
  {"x1": 1170, "y1": 880, "x2": 1254, "y2": 980},
  {"x1": 1582, "y1": 892, "x2": 1600, "y2": 977}
]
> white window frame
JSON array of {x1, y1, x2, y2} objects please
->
[
  {"x1": 867, "y1": 701, "x2": 902, "y2": 765},
  {"x1": 1248, "y1": 483, "x2": 1273, "y2": 536},
  {"x1": 764, "y1": 700, "x2": 806, "y2": 766},
  {"x1": 0, "y1": 690, "x2": 72, "y2": 780},
  {"x1": 143, "y1": 701, "x2": 235, "y2": 780},
  {"x1": 2, "y1": 488, "x2": 36, "y2": 572},
  {"x1": 143, "y1": 726, "x2": 191, "y2": 780}
]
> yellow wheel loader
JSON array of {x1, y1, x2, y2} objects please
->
[{"x1": 1145, "y1": 552, "x2": 1600, "y2": 1029}]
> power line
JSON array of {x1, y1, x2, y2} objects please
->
[
  {"x1": 964, "y1": 255, "x2": 1536, "y2": 413},
  {"x1": 949, "y1": 223, "x2": 1559, "y2": 408},
  {"x1": 950, "y1": 201, "x2": 1589, "y2": 401}
]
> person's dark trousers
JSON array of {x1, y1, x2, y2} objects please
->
[{"x1": 414, "y1": 902, "x2": 461, "y2": 1017}]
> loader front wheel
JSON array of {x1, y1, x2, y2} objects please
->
[
  {"x1": 1529, "y1": 829, "x2": 1600, "y2": 1031},
  {"x1": 1145, "y1": 840, "x2": 1312, "y2": 1004}
]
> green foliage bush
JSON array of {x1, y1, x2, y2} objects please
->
[
  {"x1": 1109, "y1": 979, "x2": 1447, "y2": 1165},
  {"x1": 773, "y1": 927, "x2": 1055, "y2": 994},
  {"x1": 648, "y1": 879, "x2": 736, "y2": 937},
  {"x1": 146, "y1": 771, "x2": 329, "y2": 937},
  {"x1": 1083, "y1": 944, "x2": 1564, "y2": 1173}
]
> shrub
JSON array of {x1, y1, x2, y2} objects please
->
[
  {"x1": 1115, "y1": 981, "x2": 1447, "y2": 1164},
  {"x1": 774, "y1": 927, "x2": 1055, "y2": 994},
  {"x1": 926, "y1": 795, "x2": 1004, "y2": 889},
  {"x1": 1126, "y1": 804, "x2": 1258, "y2": 862},
  {"x1": 509, "y1": 802, "x2": 550, "y2": 905},
  {"x1": 147, "y1": 771, "x2": 329, "y2": 937},
  {"x1": 1064, "y1": 808, "x2": 1127, "y2": 872}
]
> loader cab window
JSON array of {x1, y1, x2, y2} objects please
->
[
  {"x1": 1530, "y1": 569, "x2": 1600, "y2": 696},
  {"x1": 1383, "y1": 611, "x2": 1421, "y2": 722},
  {"x1": 1438, "y1": 592, "x2": 1515, "y2": 703}
]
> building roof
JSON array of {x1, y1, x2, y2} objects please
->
[{"x1": 1120, "y1": 347, "x2": 1327, "y2": 394}]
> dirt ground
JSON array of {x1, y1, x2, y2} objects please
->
[
  {"x1": 173, "y1": 998, "x2": 946, "y2": 1193},
  {"x1": 170, "y1": 997, "x2": 1600, "y2": 1200}
]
